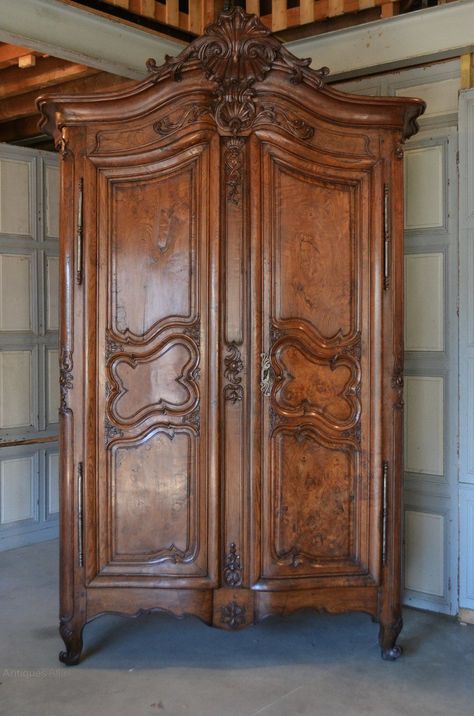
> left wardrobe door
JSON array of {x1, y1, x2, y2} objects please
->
[{"x1": 82, "y1": 130, "x2": 221, "y2": 589}]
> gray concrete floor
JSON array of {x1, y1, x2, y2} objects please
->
[{"x1": 0, "y1": 540, "x2": 473, "y2": 716}]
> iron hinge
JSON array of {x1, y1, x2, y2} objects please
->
[
  {"x1": 76, "y1": 177, "x2": 84, "y2": 285},
  {"x1": 383, "y1": 183, "x2": 391, "y2": 290},
  {"x1": 77, "y1": 461, "x2": 84, "y2": 567},
  {"x1": 382, "y1": 461, "x2": 389, "y2": 565}
]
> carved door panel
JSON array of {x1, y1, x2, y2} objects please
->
[
  {"x1": 250, "y1": 131, "x2": 384, "y2": 588},
  {"x1": 85, "y1": 131, "x2": 220, "y2": 588}
]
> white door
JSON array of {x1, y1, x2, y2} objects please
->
[
  {"x1": 0, "y1": 143, "x2": 59, "y2": 551},
  {"x1": 337, "y1": 60, "x2": 460, "y2": 615}
]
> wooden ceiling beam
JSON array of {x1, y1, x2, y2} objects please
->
[
  {"x1": 0, "y1": 56, "x2": 96, "y2": 99},
  {"x1": 0, "y1": 115, "x2": 46, "y2": 143},
  {"x1": 0, "y1": 71, "x2": 130, "y2": 123},
  {"x1": 0, "y1": 43, "x2": 40, "y2": 69}
]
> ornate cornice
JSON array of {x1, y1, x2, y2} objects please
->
[{"x1": 146, "y1": 7, "x2": 328, "y2": 136}]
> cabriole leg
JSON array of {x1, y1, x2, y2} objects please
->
[
  {"x1": 379, "y1": 616, "x2": 403, "y2": 661},
  {"x1": 59, "y1": 618, "x2": 84, "y2": 666}
]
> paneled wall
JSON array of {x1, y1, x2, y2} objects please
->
[
  {"x1": 337, "y1": 60, "x2": 460, "y2": 615},
  {"x1": 0, "y1": 144, "x2": 59, "y2": 551}
]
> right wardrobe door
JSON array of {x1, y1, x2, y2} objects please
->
[{"x1": 249, "y1": 129, "x2": 385, "y2": 593}]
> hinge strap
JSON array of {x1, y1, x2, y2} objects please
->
[
  {"x1": 383, "y1": 183, "x2": 391, "y2": 290},
  {"x1": 77, "y1": 461, "x2": 84, "y2": 567},
  {"x1": 382, "y1": 461, "x2": 389, "y2": 565},
  {"x1": 76, "y1": 177, "x2": 84, "y2": 285}
]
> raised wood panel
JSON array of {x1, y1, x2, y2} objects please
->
[
  {"x1": 405, "y1": 145, "x2": 444, "y2": 231},
  {"x1": 45, "y1": 165, "x2": 59, "y2": 239},
  {"x1": 109, "y1": 336, "x2": 199, "y2": 426},
  {"x1": 46, "y1": 256, "x2": 59, "y2": 332},
  {"x1": 0, "y1": 350, "x2": 33, "y2": 429},
  {"x1": 0, "y1": 158, "x2": 31, "y2": 236},
  {"x1": 405, "y1": 510, "x2": 445, "y2": 597},
  {"x1": 274, "y1": 162, "x2": 355, "y2": 341},
  {"x1": 47, "y1": 451, "x2": 59, "y2": 516},
  {"x1": 47, "y1": 348, "x2": 59, "y2": 425},
  {"x1": 0, "y1": 253, "x2": 32, "y2": 332},
  {"x1": 111, "y1": 428, "x2": 197, "y2": 564},
  {"x1": 267, "y1": 426, "x2": 357, "y2": 574},
  {"x1": 404, "y1": 376, "x2": 444, "y2": 476},
  {"x1": 405, "y1": 253, "x2": 444, "y2": 352},
  {"x1": 109, "y1": 164, "x2": 196, "y2": 342},
  {"x1": 396, "y1": 79, "x2": 460, "y2": 118},
  {"x1": 0, "y1": 455, "x2": 36, "y2": 524}
]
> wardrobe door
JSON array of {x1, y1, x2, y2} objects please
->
[
  {"x1": 84, "y1": 130, "x2": 220, "y2": 588},
  {"x1": 250, "y1": 130, "x2": 384, "y2": 590}
]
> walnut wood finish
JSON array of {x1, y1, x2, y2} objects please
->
[{"x1": 37, "y1": 6, "x2": 424, "y2": 665}]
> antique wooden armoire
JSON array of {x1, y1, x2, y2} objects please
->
[{"x1": 38, "y1": 5, "x2": 425, "y2": 665}]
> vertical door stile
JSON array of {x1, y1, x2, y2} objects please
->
[{"x1": 220, "y1": 134, "x2": 249, "y2": 608}]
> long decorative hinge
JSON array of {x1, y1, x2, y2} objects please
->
[
  {"x1": 77, "y1": 461, "x2": 84, "y2": 567},
  {"x1": 382, "y1": 461, "x2": 389, "y2": 565},
  {"x1": 76, "y1": 177, "x2": 84, "y2": 285},
  {"x1": 383, "y1": 183, "x2": 391, "y2": 290}
]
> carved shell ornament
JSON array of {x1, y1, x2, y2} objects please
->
[{"x1": 146, "y1": 6, "x2": 329, "y2": 136}]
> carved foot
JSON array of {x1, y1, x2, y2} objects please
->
[
  {"x1": 381, "y1": 644, "x2": 403, "y2": 661},
  {"x1": 59, "y1": 619, "x2": 84, "y2": 666},
  {"x1": 379, "y1": 615, "x2": 403, "y2": 662}
]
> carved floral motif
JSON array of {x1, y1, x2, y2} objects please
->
[
  {"x1": 59, "y1": 349, "x2": 74, "y2": 416},
  {"x1": 224, "y1": 342, "x2": 244, "y2": 403},
  {"x1": 224, "y1": 137, "x2": 245, "y2": 205},
  {"x1": 147, "y1": 6, "x2": 328, "y2": 135},
  {"x1": 223, "y1": 543, "x2": 243, "y2": 587},
  {"x1": 220, "y1": 600, "x2": 246, "y2": 629}
]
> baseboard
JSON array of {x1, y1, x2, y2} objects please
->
[{"x1": 458, "y1": 608, "x2": 474, "y2": 625}]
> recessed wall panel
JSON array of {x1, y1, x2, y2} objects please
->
[
  {"x1": 0, "y1": 159, "x2": 31, "y2": 236},
  {"x1": 405, "y1": 145, "x2": 444, "y2": 230},
  {"x1": 47, "y1": 452, "x2": 59, "y2": 516},
  {"x1": 405, "y1": 376, "x2": 444, "y2": 475},
  {"x1": 0, "y1": 254, "x2": 32, "y2": 332},
  {"x1": 0, "y1": 456, "x2": 36, "y2": 524},
  {"x1": 405, "y1": 253, "x2": 444, "y2": 352},
  {"x1": 45, "y1": 165, "x2": 59, "y2": 239},
  {"x1": 405, "y1": 510, "x2": 445, "y2": 596},
  {"x1": 46, "y1": 256, "x2": 59, "y2": 331},
  {"x1": 0, "y1": 350, "x2": 33, "y2": 429},
  {"x1": 396, "y1": 79, "x2": 460, "y2": 117},
  {"x1": 47, "y1": 349, "x2": 59, "y2": 425}
]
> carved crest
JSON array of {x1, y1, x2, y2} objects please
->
[{"x1": 147, "y1": 6, "x2": 328, "y2": 136}]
